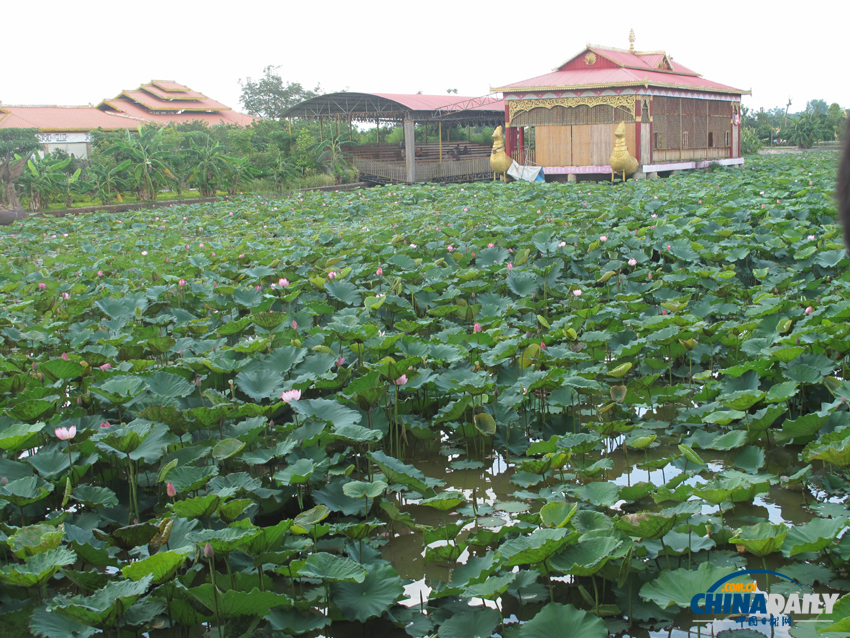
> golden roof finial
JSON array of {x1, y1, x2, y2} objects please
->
[{"x1": 629, "y1": 29, "x2": 635, "y2": 52}]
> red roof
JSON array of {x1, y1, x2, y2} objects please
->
[
  {"x1": 495, "y1": 45, "x2": 747, "y2": 95},
  {"x1": 140, "y1": 83, "x2": 206, "y2": 102},
  {"x1": 0, "y1": 106, "x2": 143, "y2": 132}
]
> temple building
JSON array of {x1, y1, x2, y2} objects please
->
[
  {"x1": 0, "y1": 81, "x2": 255, "y2": 158},
  {"x1": 493, "y1": 31, "x2": 750, "y2": 179}
]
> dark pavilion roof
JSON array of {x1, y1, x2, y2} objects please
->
[{"x1": 280, "y1": 92, "x2": 505, "y2": 124}]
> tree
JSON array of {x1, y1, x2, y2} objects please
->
[
  {"x1": 0, "y1": 128, "x2": 41, "y2": 213},
  {"x1": 185, "y1": 135, "x2": 233, "y2": 197},
  {"x1": 239, "y1": 66, "x2": 322, "y2": 120}
]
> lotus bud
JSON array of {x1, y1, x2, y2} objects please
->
[
  {"x1": 32, "y1": 362, "x2": 37, "y2": 371},
  {"x1": 167, "y1": 481, "x2": 176, "y2": 497},
  {"x1": 204, "y1": 542, "x2": 214, "y2": 559},
  {"x1": 0, "y1": 477, "x2": 7, "y2": 486}
]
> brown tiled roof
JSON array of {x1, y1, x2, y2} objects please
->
[
  {"x1": 99, "y1": 99, "x2": 256, "y2": 126},
  {"x1": 114, "y1": 90, "x2": 230, "y2": 113}
]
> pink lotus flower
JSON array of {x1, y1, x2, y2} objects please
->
[
  {"x1": 628, "y1": 258, "x2": 637, "y2": 266},
  {"x1": 210, "y1": 252, "x2": 215, "y2": 257},
  {"x1": 507, "y1": 263, "x2": 513, "y2": 270},
  {"x1": 292, "y1": 320, "x2": 298, "y2": 330},
  {"x1": 473, "y1": 322, "x2": 482, "y2": 333},
  {"x1": 100, "y1": 363, "x2": 111, "y2": 371},
  {"x1": 488, "y1": 243, "x2": 495, "y2": 248},
  {"x1": 38, "y1": 282, "x2": 46, "y2": 290},
  {"x1": 667, "y1": 245, "x2": 671, "y2": 251},
  {"x1": 558, "y1": 241, "x2": 566, "y2": 248},
  {"x1": 573, "y1": 289, "x2": 582, "y2": 297},
  {"x1": 239, "y1": 254, "x2": 244, "y2": 258},
  {"x1": 279, "y1": 278, "x2": 289, "y2": 287},
  {"x1": 648, "y1": 273, "x2": 653, "y2": 280},
  {"x1": 808, "y1": 235, "x2": 815, "y2": 240},
  {"x1": 164, "y1": 257, "x2": 169, "y2": 263},
  {"x1": 100, "y1": 421, "x2": 110, "y2": 428},
  {"x1": 599, "y1": 235, "x2": 608, "y2": 242},
  {"x1": 179, "y1": 279, "x2": 187, "y2": 287},
  {"x1": 61, "y1": 352, "x2": 69, "y2": 361},
  {"x1": 540, "y1": 341, "x2": 546, "y2": 350},
  {"x1": 805, "y1": 306, "x2": 813, "y2": 315},
  {"x1": 166, "y1": 481, "x2": 176, "y2": 497},
  {"x1": 662, "y1": 309, "x2": 668, "y2": 315},
  {"x1": 376, "y1": 267, "x2": 383, "y2": 276},
  {"x1": 54, "y1": 426, "x2": 76, "y2": 440},
  {"x1": 62, "y1": 292, "x2": 70, "y2": 300},
  {"x1": 141, "y1": 250, "x2": 148, "y2": 256},
  {"x1": 281, "y1": 389, "x2": 302, "y2": 403},
  {"x1": 328, "y1": 271, "x2": 336, "y2": 280},
  {"x1": 447, "y1": 246, "x2": 454, "y2": 252},
  {"x1": 394, "y1": 374, "x2": 408, "y2": 386},
  {"x1": 336, "y1": 357, "x2": 345, "y2": 367}
]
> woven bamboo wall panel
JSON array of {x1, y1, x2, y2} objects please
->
[
  {"x1": 709, "y1": 101, "x2": 729, "y2": 116},
  {"x1": 572, "y1": 126, "x2": 591, "y2": 165},
  {"x1": 535, "y1": 126, "x2": 571, "y2": 165},
  {"x1": 510, "y1": 104, "x2": 635, "y2": 127},
  {"x1": 589, "y1": 124, "x2": 612, "y2": 165}
]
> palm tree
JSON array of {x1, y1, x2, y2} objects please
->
[
  {"x1": 308, "y1": 135, "x2": 355, "y2": 177},
  {"x1": 87, "y1": 158, "x2": 131, "y2": 204},
  {"x1": 106, "y1": 126, "x2": 176, "y2": 200},
  {"x1": 185, "y1": 136, "x2": 233, "y2": 197}
]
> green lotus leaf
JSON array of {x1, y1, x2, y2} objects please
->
[
  {"x1": 9, "y1": 523, "x2": 64, "y2": 558},
  {"x1": 677, "y1": 444, "x2": 705, "y2": 465},
  {"x1": 93, "y1": 421, "x2": 152, "y2": 454},
  {"x1": 234, "y1": 368, "x2": 285, "y2": 401},
  {"x1": 342, "y1": 480, "x2": 388, "y2": 499},
  {"x1": 0, "y1": 475, "x2": 54, "y2": 507},
  {"x1": 265, "y1": 608, "x2": 329, "y2": 634},
  {"x1": 615, "y1": 512, "x2": 678, "y2": 540},
  {"x1": 217, "y1": 498, "x2": 254, "y2": 523},
  {"x1": 122, "y1": 549, "x2": 188, "y2": 585},
  {"x1": 40, "y1": 359, "x2": 88, "y2": 381},
  {"x1": 438, "y1": 608, "x2": 501, "y2": 638},
  {"x1": 473, "y1": 412, "x2": 497, "y2": 436},
  {"x1": 167, "y1": 494, "x2": 222, "y2": 520},
  {"x1": 730, "y1": 522, "x2": 788, "y2": 557},
  {"x1": 164, "y1": 465, "x2": 219, "y2": 493},
  {"x1": 298, "y1": 552, "x2": 367, "y2": 582},
  {"x1": 0, "y1": 422, "x2": 46, "y2": 452},
  {"x1": 293, "y1": 504, "x2": 330, "y2": 528},
  {"x1": 29, "y1": 607, "x2": 98, "y2": 638},
  {"x1": 500, "y1": 528, "x2": 571, "y2": 566},
  {"x1": 802, "y1": 427, "x2": 850, "y2": 466},
  {"x1": 639, "y1": 562, "x2": 745, "y2": 609},
  {"x1": 0, "y1": 548, "x2": 76, "y2": 588},
  {"x1": 781, "y1": 517, "x2": 846, "y2": 557},
  {"x1": 331, "y1": 562, "x2": 404, "y2": 623},
  {"x1": 189, "y1": 585, "x2": 291, "y2": 618},
  {"x1": 90, "y1": 376, "x2": 147, "y2": 405},
  {"x1": 211, "y1": 438, "x2": 245, "y2": 460},
  {"x1": 707, "y1": 429, "x2": 749, "y2": 450},
  {"x1": 186, "y1": 527, "x2": 261, "y2": 554},
  {"x1": 733, "y1": 446, "x2": 766, "y2": 474},
  {"x1": 229, "y1": 519, "x2": 292, "y2": 554},
  {"x1": 540, "y1": 501, "x2": 578, "y2": 528},
  {"x1": 274, "y1": 458, "x2": 316, "y2": 485},
  {"x1": 48, "y1": 575, "x2": 153, "y2": 628},
  {"x1": 420, "y1": 491, "x2": 465, "y2": 511},
  {"x1": 548, "y1": 536, "x2": 623, "y2": 576},
  {"x1": 144, "y1": 371, "x2": 195, "y2": 398},
  {"x1": 291, "y1": 398, "x2": 361, "y2": 428},
  {"x1": 330, "y1": 424, "x2": 383, "y2": 443},
  {"x1": 519, "y1": 602, "x2": 607, "y2": 638},
  {"x1": 815, "y1": 592, "x2": 850, "y2": 633},
  {"x1": 369, "y1": 450, "x2": 442, "y2": 497}
]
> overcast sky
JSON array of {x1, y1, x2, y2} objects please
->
[{"x1": 2, "y1": 0, "x2": 845, "y2": 117}]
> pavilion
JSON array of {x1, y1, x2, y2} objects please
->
[
  {"x1": 492, "y1": 31, "x2": 750, "y2": 179},
  {"x1": 279, "y1": 93, "x2": 505, "y2": 184}
]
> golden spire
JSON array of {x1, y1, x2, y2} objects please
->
[{"x1": 629, "y1": 29, "x2": 635, "y2": 52}]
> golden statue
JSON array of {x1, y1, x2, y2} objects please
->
[
  {"x1": 490, "y1": 126, "x2": 513, "y2": 182},
  {"x1": 609, "y1": 121, "x2": 638, "y2": 182}
]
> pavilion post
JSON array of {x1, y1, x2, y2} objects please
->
[
  {"x1": 376, "y1": 119, "x2": 380, "y2": 143},
  {"x1": 439, "y1": 122, "x2": 442, "y2": 163},
  {"x1": 404, "y1": 118, "x2": 416, "y2": 183}
]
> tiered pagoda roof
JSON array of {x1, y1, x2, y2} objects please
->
[{"x1": 0, "y1": 81, "x2": 256, "y2": 132}]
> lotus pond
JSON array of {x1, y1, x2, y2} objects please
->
[{"x1": 1, "y1": 153, "x2": 849, "y2": 638}]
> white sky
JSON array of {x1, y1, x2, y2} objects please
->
[{"x1": 2, "y1": 0, "x2": 846, "y2": 117}]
